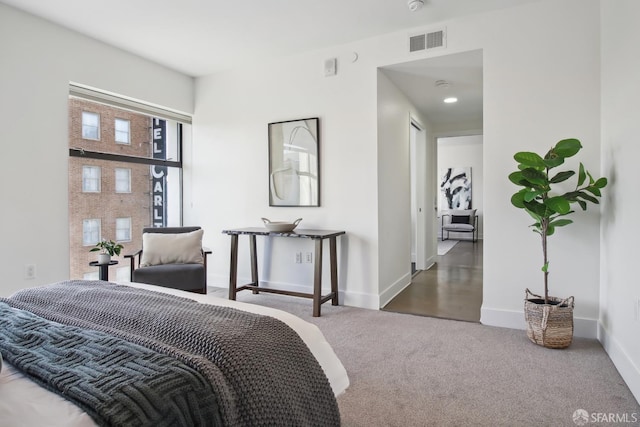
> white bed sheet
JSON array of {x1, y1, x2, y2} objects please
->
[{"x1": 0, "y1": 282, "x2": 349, "y2": 427}]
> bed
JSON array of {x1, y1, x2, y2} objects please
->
[{"x1": 0, "y1": 280, "x2": 349, "y2": 426}]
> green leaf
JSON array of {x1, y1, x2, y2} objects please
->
[
  {"x1": 577, "y1": 191, "x2": 599, "y2": 204},
  {"x1": 524, "y1": 190, "x2": 542, "y2": 202},
  {"x1": 549, "y1": 170, "x2": 575, "y2": 183},
  {"x1": 514, "y1": 152, "x2": 545, "y2": 168},
  {"x1": 508, "y1": 171, "x2": 527, "y2": 186},
  {"x1": 554, "y1": 138, "x2": 582, "y2": 158},
  {"x1": 524, "y1": 200, "x2": 551, "y2": 218},
  {"x1": 511, "y1": 191, "x2": 526, "y2": 208},
  {"x1": 578, "y1": 163, "x2": 586, "y2": 186},
  {"x1": 578, "y1": 200, "x2": 587, "y2": 210},
  {"x1": 545, "y1": 196, "x2": 571, "y2": 214},
  {"x1": 542, "y1": 262, "x2": 549, "y2": 272},
  {"x1": 594, "y1": 177, "x2": 608, "y2": 188},
  {"x1": 587, "y1": 171, "x2": 595, "y2": 185},
  {"x1": 543, "y1": 156, "x2": 565, "y2": 168},
  {"x1": 547, "y1": 224, "x2": 555, "y2": 236},
  {"x1": 584, "y1": 186, "x2": 601, "y2": 197},
  {"x1": 521, "y1": 168, "x2": 548, "y2": 186},
  {"x1": 550, "y1": 219, "x2": 573, "y2": 228}
]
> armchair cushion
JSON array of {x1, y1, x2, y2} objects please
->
[
  {"x1": 140, "y1": 229, "x2": 204, "y2": 267},
  {"x1": 133, "y1": 263, "x2": 205, "y2": 293},
  {"x1": 451, "y1": 215, "x2": 471, "y2": 224}
]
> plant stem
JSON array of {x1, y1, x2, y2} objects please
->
[
  {"x1": 541, "y1": 218, "x2": 549, "y2": 304},
  {"x1": 541, "y1": 164, "x2": 549, "y2": 304}
]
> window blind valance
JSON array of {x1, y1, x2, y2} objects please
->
[{"x1": 69, "y1": 83, "x2": 192, "y2": 124}]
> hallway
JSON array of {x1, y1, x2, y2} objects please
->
[{"x1": 382, "y1": 240, "x2": 483, "y2": 322}]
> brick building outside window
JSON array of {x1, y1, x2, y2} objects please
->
[{"x1": 69, "y1": 98, "x2": 154, "y2": 280}]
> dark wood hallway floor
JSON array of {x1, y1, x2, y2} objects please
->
[{"x1": 382, "y1": 240, "x2": 483, "y2": 322}]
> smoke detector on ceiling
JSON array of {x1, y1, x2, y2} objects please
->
[{"x1": 407, "y1": 0, "x2": 424, "y2": 12}]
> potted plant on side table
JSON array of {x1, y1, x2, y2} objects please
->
[
  {"x1": 90, "y1": 239, "x2": 124, "y2": 264},
  {"x1": 509, "y1": 138, "x2": 607, "y2": 349}
]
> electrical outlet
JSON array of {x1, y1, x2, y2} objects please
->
[
  {"x1": 295, "y1": 252, "x2": 303, "y2": 264},
  {"x1": 305, "y1": 252, "x2": 313, "y2": 263},
  {"x1": 24, "y1": 264, "x2": 36, "y2": 279}
]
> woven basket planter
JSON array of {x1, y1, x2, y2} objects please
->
[{"x1": 524, "y1": 288, "x2": 574, "y2": 349}]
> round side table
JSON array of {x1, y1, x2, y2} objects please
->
[{"x1": 89, "y1": 260, "x2": 118, "y2": 281}]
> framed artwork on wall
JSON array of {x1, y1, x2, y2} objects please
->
[
  {"x1": 268, "y1": 117, "x2": 320, "y2": 207},
  {"x1": 439, "y1": 166, "x2": 472, "y2": 210}
]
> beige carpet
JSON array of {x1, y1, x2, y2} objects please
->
[{"x1": 210, "y1": 287, "x2": 639, "y2": 426}]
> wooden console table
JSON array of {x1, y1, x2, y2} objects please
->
[{"x1": 222, "y1": 228, "x2": 345, "y2": 317}]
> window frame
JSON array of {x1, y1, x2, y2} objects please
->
[
  {"x1": 82, "y1": 218, "x2": 101, "y2": 246},
  {"x1": 115, "y1": 118, "x2": 131, "y2": 145},
  {"x1": 115, "y1": 217, "x2": 132, "y2": 242},
  {"x1": 82, "y1": 111, "x2": 100, "y2": 140},
  {"x1": 114, "y1": 167, "x2": 132, "y2": 193},
  {"x1": 82, "y1": 165, "x2": 101, "y2": 193}
]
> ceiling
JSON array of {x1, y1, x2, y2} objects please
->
[
  {"x1": 2, "y1": 0, "x2": 537, "y2": 77},
  {"x1": 2, "y1": 0, "x2": 536, "y2": 128},
  {"x1": 381, "y1": 49, "x2": 483, "y2": 131}
]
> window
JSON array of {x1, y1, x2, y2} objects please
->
[
  {"x1": 115, "y1": 168, "x2": 131, "y2": 193},
  {"x1": 116, "y1": 266, "x2": 130, "y2": 282},
  {"x1": 83, "y1": 271, "x2": 99, "y2": 280},
  {"x1": 116, "y1": 217, "x2": 131, "y2": 242},
  {"x1": 82, "y1": 166, "x2": 101, "y2": 192},
  {"x1": 82, "y1": 111, "x2": 100, "y2": 140},
  {"x1": 82, "y1": 219, "x2": 101, "y2": 246},
  {"x1": 68, "y1": 84, "x2": 191, "y2": 280},
  {"x1": 115, "y1": 118, "x2": 130, "y2": 144}
]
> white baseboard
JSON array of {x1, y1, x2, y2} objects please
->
[
  {"x1": 379, "y1": 272, "x2": 412, "y2": 308},
  {"x1": 598, "y1": 324, "x2": 640, "y2": 404},
  {"x1": 480, "y1": 306, "x2": 598, "y2": 339}
]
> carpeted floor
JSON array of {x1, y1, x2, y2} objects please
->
[{"x1": 209, "y1": 287, "x2": 639, "y2": 426}]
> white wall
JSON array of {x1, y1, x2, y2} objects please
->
[
  {"x1": 191, "y1": 42, "x2": 381, "y2": 308},
  {"x1": 0, "y1": 3, "x2": 193, "y2": 297},
  {"x1": 477, "y1": 1, "x2": 602, "y2": 338},
  {"x1": 193, "y1": 0, "x2": 603, "y2": 327},
  {"x1": 437, "y1": 135, "x2": 484, "y2": 239},
  {"x1": 377, "y1": 70, "x2": 434, "y2": 307},
  {"x1": 600, "y1": 0, "x2": 640, "y2": 403}
]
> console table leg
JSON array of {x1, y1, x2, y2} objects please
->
[
  {"x1": 330, "y1": 236, "x2": 339, "y2": 305},
  {"x1": 313, "y1": 238, "x2": 323, "y2": 317},
  {"x1": 229, "y1": 234, "x2": 239, "y2": 300},
  {"x1": 250, "y1": 235, "x2": 259, "y2": 294}
]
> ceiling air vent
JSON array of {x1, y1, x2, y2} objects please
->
[
  {"x1": 427, "y1": 30, "x2": 445, "y2": 49},
  {"x1": 408, "y1": 28, "x2": 446, "y2": 53},
  {"x1": 409, "y1": 34, "x2": 426, "y2": 53}
]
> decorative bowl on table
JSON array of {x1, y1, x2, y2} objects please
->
[{"x1": 261, "y1": 218, "x2": 302, "y2": 233}]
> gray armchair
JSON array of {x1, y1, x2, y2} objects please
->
[
  {"x1": 125, "y1": 226, "x2": 211, "y2": 294},
  {"x1": 441, "y1": 209, "x2": 478, "y2": 242}
]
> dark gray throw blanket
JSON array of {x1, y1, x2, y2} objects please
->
[
  {"x1": 2, "y1": 280, "x2": 340, "y2": 427},
  {"x1": 0, "y1": 303, "x2": 220, "y2": 427}
]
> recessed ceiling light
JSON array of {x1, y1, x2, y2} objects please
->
[{"x1": 444, "y1": 97, "x2": 458, "y2": 103}]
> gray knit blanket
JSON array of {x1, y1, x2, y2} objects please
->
[
  {"x1": 0, "y1": 302, "x2": 220, "y2": 427},
  {"x1": 2, "y1": 281, "x2": 340, "y2": 427}
]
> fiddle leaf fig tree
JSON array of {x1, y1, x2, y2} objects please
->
[{"x1": 509, "y1": 138, "x2": 607, "y2": 304}]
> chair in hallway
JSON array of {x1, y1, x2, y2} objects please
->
[
  {"x1": 125, "y1": 226, "x2": 211, "y2": 294},
  {"x1": 441, "y1": 209, "x2": 478, "y2": 242}
]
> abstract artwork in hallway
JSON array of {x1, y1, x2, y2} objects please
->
[{"x1": 439, "y1": 166, "x2": 472, "y2": 210}]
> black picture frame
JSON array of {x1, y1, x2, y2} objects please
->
[{"x1": 268, "y1": 117, "x2": 320, "y2": 207}]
